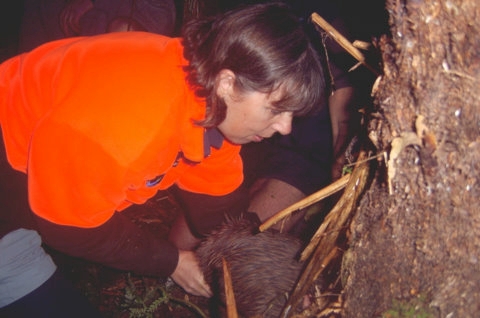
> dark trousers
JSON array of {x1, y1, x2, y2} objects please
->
[{"x1": 0, "y1": 270, "x2": 102, "y2": 318}]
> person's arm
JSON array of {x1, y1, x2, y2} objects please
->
[
  {"x1": 328, "y1": 86, "x2": 357, "y2": 180},
  {"x1": 171, "y1": 185, "x2": 250, "y2": 237},
  {"x1": 329, "y1": 87, "x2": 355, "y2": 157},
  {"x1": 34, "y1": 210, "x2": 178, "y2": 276},
  {"x1": 308, "y1": 3, "x2": 360, "y2": 180},
  {"x1": 33, "y1": 210, "x2": 212, "y2": 297}
]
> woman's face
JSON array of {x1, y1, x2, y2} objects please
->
[{"x1": 217, "y1": 88, "x2": 293, "y2": 145}]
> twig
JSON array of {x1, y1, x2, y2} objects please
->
[
  {"x1": 222, "y1": 258, "x2": 238, "y2": 318},
  {"x1": 442, "y1": 69, "x2": 477, "y2": 81},
  {"x1": 310, "y1": 12, "x2": 381, "y2": 76},
  {"x1": 344, "y1": 151, "x2": 385, "y2": 168},
  {"x1": 259, "y1": 174, "x2": 351, "y2": 232},
  {"x1": 168, "y1": 293, "x2": 209, "y2": 318},
  {"x1": 281, "y1": 247, "x2": 340, "y2": 317},
  {"x1": 301, "y1": 152, "x2": 370, "y2": 261}
]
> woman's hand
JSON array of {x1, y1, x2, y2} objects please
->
[
  {"x1": 59, "y1": 0, "x2": 94, "y2": 36},
  {"x1": 170, "y1": 250, "x2": 212, "y2": 297}
]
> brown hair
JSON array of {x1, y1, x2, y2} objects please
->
[{"x1": 182, "y1": 2, "x2": 326, "y2": 127}]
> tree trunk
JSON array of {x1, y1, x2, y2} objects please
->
[{"x1": 342, "y1": 0, "x2": 480, "y2": 317}]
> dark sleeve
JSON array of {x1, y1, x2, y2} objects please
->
[
  {"x1": 170, "y1": 185, "x2": 250, "y2": 237},
  {"x1": 34, "y1": 210, "x2": 179, "y2": 277}
]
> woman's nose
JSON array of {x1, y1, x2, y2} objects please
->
[{"x1": 273, "y1": 112, "x2": 293, "y2": 135}]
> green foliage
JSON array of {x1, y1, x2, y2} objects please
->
[
  {"x1": 121, "y1": 274, "x2": 169, "y2": 318},
  {"x1": 382, "y1": 294, "x2": 437, "y2": 318},
  {"x1": 120, "y1": 274, "x2": 208, "y2": 318},
  {"x1": 342, "y1": 165, "x2": 354, "y2": 176}
]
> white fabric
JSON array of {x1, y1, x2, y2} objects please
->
[{"x1": 0, "y1": 228, "x2": 56, "y2": 307}]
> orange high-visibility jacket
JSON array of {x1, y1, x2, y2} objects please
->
[{"x1": 0, "y1": 32, "x2": 243, "y2": 228}]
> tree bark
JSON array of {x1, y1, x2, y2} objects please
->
[{"x1": 342, "y1": 0, "x2": 480, "y2": 317}]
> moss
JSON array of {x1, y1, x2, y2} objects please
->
[{"x1": 382, "y1": 294, "x2": 437, "y2": 318}]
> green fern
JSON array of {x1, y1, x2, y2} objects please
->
[{"x1": 120, "y1": 273, "x2": 208, "y2": 318}]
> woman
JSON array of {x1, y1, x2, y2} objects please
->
[{"x1": 0, "y1": 3, "x2": 325, "y2": 314}]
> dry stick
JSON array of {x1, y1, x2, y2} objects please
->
[
  {"x1": 280, "y1": 150, "x2": 371, "y2": 317},
  {"x1": 281, "y1": 247, "x2": 340, "y2": 318},
  {"x1": 300, "y1": 163, "x2": 366, "y2": 261},
  {"x1": 310, "y1": 12, "x2": 381, "y2": 76},
  {"x1": 222, "y1": 258, "x2": 239, "y2": 318},
  {"x1": 259, "y1": 174, "x2": 350, "y2": 233},
  {"x1": 301, "y1": 155, "x2": 368, "y2": 261}
]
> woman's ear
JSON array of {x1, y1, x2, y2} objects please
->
[{"x1": 215, "y1": 69, "x2": 236, "y2": 99}]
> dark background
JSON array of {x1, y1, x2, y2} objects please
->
[{"x1": 0, "y1": 0, "x2": 389, "y2": 63}]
